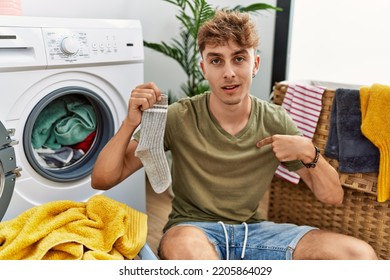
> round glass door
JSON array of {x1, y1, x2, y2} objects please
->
[{"x1": 23, "y1": 86, "x2": 114, "y2": 182}]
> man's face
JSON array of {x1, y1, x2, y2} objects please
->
[{"x1": 200, "y1": 40, "x2": 260, "y2": 106}]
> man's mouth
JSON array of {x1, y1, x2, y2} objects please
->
[{"x1": 222, "y1": 84, "x2": 239, "y2": 90}]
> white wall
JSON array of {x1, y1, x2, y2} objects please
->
[
  {"x1": 19, "y1": 0, "x2": 277, "y2": 100},
  {"x1": 287, "y1": 0, "x2": 390, "y2": 86},
  {"x1": 21, "y1": 0, "x2": 130, "y2": 18}
]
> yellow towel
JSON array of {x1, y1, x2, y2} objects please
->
[
  {"x1": 0, "y1": 195, "x2": 147, "y2": 260},
  {"x1": 360, "y1": 83, "x2": 390, "y2": 202}
]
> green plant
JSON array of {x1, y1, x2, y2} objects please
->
[{"x1": 144, "y1": 0, "x2": 281, "y2": 102}]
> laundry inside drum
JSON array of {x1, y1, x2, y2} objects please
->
[
  {"x1": 24, "y1": 87, "x2": 114, "y2": 182},
  {"x1": 30, "y1": 94, "x2": 97, "y2": 170}
]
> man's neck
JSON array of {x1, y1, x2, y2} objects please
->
[{"x1": 209, "y1": 93, "x2": 252, "y2": 136}]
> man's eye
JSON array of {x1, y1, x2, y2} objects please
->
[
  {"x1": 235, "y1": 57, "x2": 245, "y2": 63},
  {"x1": 211, "y1": 58, "x2": 221, "y2": 64}
]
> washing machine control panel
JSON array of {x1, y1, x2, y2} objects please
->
[
  {"x1": 44, "y1": 30, "x2": 90, "y2": 62},
  {"x1": 42, "y1": 27, "x2": 143, "y2": 66}
]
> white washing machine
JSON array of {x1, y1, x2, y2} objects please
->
[{"x1": 0, "y1": 16, "x2": 146, "y2": 221}]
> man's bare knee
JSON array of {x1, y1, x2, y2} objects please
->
[
  {"x1": 346, "y1": 239, "x2": 378, "y2": 260},
  {"x1": 294, "y1": 230, "x2": 378, "y2": 260},
  {"x1": 159, "y1": 226, "x2": 219, "y2": 260}
]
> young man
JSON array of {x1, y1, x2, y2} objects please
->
[{"x1": 91, "y1": 10, "x2": 377, "y2": 260}]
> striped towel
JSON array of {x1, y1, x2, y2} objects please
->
[{"x1": 275, "y1": 84, "x2": 325, "y2": 184}]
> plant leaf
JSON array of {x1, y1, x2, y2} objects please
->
[
  {"x1": 232, "y1": 3, "x2": 283, "y2": 12},
  {"x1": 143, "y1": 40, "x2": 184, "y2": 66}
]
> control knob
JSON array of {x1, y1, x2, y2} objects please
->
[{"x1": 60, "y1": 37, "x2": 79, "y2": 55}]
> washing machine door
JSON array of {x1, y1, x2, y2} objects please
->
[{"x1": 0, "y1": 121, "x2": 18, "y2": 222}]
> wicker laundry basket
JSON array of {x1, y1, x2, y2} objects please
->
[{"x1": 268, "y1": 82, "x2": 390, "y2": 260}]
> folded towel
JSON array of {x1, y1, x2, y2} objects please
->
[
  {"x1": 324, "y1": 88, "x2": 380, "y2": 173},
  {"x1": 0, "y1": 195, "x2": 147, "y2": 260},
  {"x1": 361, "y1": 84, "x2": 390, "y2": 202},
  {"x1": 275, "y1": 84, "x2": 325, "y2": 184}
]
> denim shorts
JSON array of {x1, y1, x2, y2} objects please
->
[{"x1": 172, "y1": 221, "x2": 317, "y2": 260}]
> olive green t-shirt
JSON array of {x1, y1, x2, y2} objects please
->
[{"x1": 134, "y1": 92, "x2": 303, "y2": 231}]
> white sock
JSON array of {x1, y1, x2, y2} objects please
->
[{"x1": 135, "y1": 95, "x2": 171, "y2": 193}]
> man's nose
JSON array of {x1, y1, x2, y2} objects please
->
[{"x1": 223, "y1": 63, "x2": 236, "y2": 79}]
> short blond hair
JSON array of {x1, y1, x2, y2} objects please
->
[{"x1": 197, "y1": 10, "x2": 260, "y2": 55}]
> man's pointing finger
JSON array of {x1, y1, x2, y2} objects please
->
[{"x1": 256, "y1": 136, "x2": 273, "y2": 148}]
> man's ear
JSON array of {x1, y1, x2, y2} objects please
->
[
  {"x1": 200, "y1": 60, "x2": 207, "y2": 79},
  {"x1": 252, "y1": 54, "x2": 261, "y2": 77}
]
